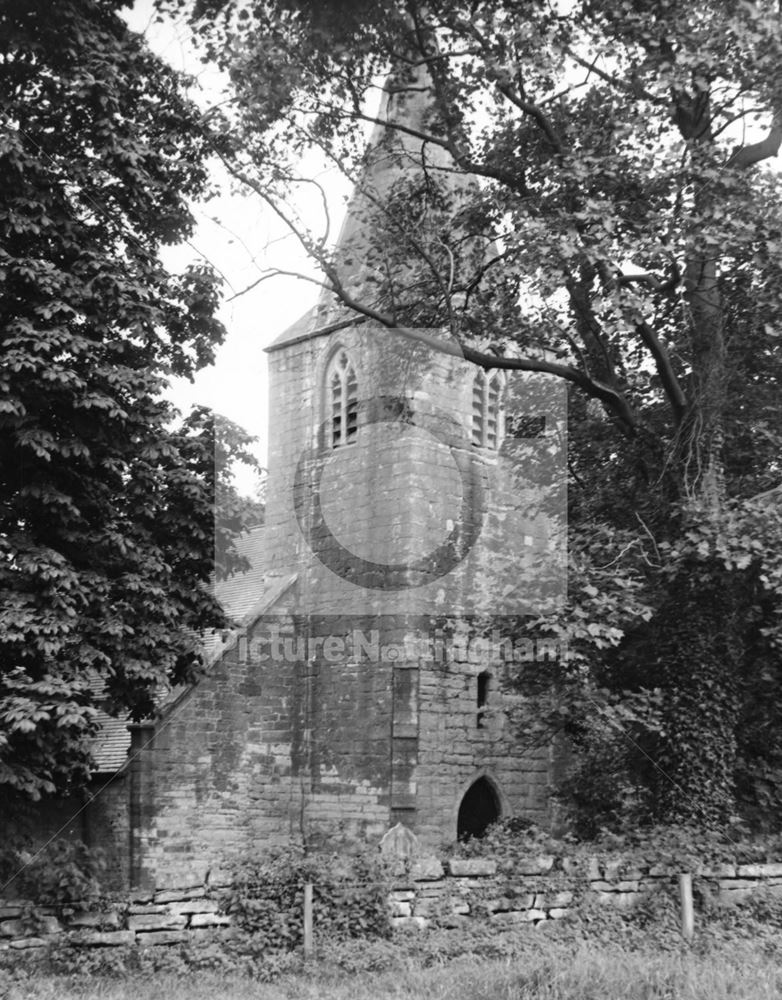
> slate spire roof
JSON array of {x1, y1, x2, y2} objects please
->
[{"x1": 267, "y1": 64, "x2": 456, "y2": 354}]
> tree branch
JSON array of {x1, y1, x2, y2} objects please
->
[
  {"x1": 566, "y1": 50, "x2": 665, "y2": 106},
  {"x1": 294, "y1": 121, "x2": 464, "y2": 334},
  {"x1": 616, "y1": 264, "x2": 681, "y2": 295},
  {"x1": 225, "y1": 268, "x2": 329, "y2": 303},
  {"x1": 727, "y1": 113, "x2": 782, "y2": 168},
  {"x1": 216, "y1": 158, "x2": 638, "y2": 435},
  {"x1": 636, "y1": 320, "x2": 688, "y2": 424},
  {"x1": 451, "y1": 14, "x2": 566, "y2": 153},
  {"x1": 494, "y1": 81, "x2": 566, "y2": 155},
  {"x1": 597, "y1": 261, "x2": 687, "y2": 423}
]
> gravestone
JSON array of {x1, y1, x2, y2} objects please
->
[{"x1": 380, "y1": 823, "x2": 419, "y2": 859}]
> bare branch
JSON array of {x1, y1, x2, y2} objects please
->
[
  {"x1": 384, "y1": 326, "x2": 638, "y2": 433},
  {"x1": 598, "y1": 261, "x2": 687, "y2": 423},
  {"x1": 567, "y1": 272, "x2": 620, "y2": 385},
  {"x1": 225, "y1": 268, "x2": 329, "y2": 303},
  {"x1": 294, "y1": 120, "x2": 470, "y2": 336},
  {"x1": 184, "y1": 240, "x2": 236, "y2": 293},
  {"x1": 287, "y1": 175, "x2": 332, "y2": 245},
  {"x1": 635, "y1": 512, "x2": 661, "y2": 564},
  {"x1": 196, "y1": 207, "x2": 263, "y2": 268},
  {"x1": 463, "y1": 246, "x2": 520, "y2": 295},
  {"x1": 313, "y1": 99, "x2": 454, "y2": 155}
]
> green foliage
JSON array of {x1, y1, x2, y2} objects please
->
[
  {"x1": 0, "y1": 1, "x2": 267, "y2": 800},
  {"x1": 535, "y1": 493, "x2": 782, "y2": 831},
  {"x1": 36, "y1": 935, "x2": 305, "y2": 981},
  {"x1": 221, "y1": 846, "x2": 392, "y2": 949},
  {"x1": 448, "y1": 816, "x2": 782, "y2": 876},
  {"x1": 698, "y1": 887, "x2": 782, "y2": 958},
  {"x1": 451, "y1": 816, "x2": 573, "y2": 860},
  {"x1": 0, "y1": 838, "x2": 107, "y2": 908}
]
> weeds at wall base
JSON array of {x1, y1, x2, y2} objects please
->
[{"x1": 3, "y1": 887, "x2": 782, "y2": 986}]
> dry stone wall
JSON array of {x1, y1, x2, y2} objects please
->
[
  {"x1": 4, "y1": 854, "x2": 782, "y2": 953},
  {"x1": 0, "y1": 886, "x2": 229, "y2": 953},
  {"x1": 387, "y1": 855, "x2": 782, "y2": 928}
]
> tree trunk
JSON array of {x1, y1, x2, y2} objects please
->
[
  {"x1": 676, "y1": 95, "x2": 727, "y2": 509},
  {"x1": 651, "y1": 90, "x2": 736, "y2": 824},
  {"x1": 649, "y1": 560, "x2": 750, "y2": 825}
]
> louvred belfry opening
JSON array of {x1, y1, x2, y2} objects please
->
[
  {"x1": 471, "y1": 369, "x2": 505, "y2": 449},
  {"x1": 327, "y1": 349, "x2": 358, "y2": 448}
]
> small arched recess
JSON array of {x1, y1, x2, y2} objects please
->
[{"x1": 456, "y1": 771, "x2": 505, "y2": 840}]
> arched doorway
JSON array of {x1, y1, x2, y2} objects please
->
[{"x1": 457, "y1": 776, "x2": 502, "y2": 840}]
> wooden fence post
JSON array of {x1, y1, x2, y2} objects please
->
[
  {"x1": 678, "y1": 873, "x2": 694, "y2": 941},
  {"x1": 303, "y1": 882, "x2": 313, "y2": 959}
]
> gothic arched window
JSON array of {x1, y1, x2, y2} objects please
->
[
  {"x1": 471, "y1": 369, "x2": 504, "y2": 449},
  {"x1": 326, "y1": 349, "x2": 358, "y2": 448}
]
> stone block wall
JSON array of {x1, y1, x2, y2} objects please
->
[
  {"x1": 133, "y1": 606, "x2": 309, "y2": 888},
  {"x1": 414, "y1": 644, "x2": 553, "y2": 844},
  {"x1": 132, "y1": 606, "x2": 402, "y2": 887},
  {"x1": 0, "y1": 885, "x2": 228, "y2": 953},
  {"x1": 4, "y1": 852, "x2": 782, "y2": 954},
  {"x1": 131, "y1": 601, "x2": 557, "y2": 886},
  {"x1": 386, "y1": 855, "x2": 782, "y2": 929}
]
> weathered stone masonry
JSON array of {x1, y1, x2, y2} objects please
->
[
  {"x1": 3, "y1": 854, "x2": 782, "y2": 953},
  {"x1": 113, "y1": 308, "x2": 559, "y2": 889}
]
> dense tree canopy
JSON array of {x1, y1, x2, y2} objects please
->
[
  {"x1": 176, "y1": 0, "x2": 782, "y2": 826},
  {"x1": 0, "y1": 0, "x2": 236, "y2": 799}
]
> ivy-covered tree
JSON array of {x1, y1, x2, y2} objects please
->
[
  {"x1": 0, "y1": 0, "x2": 234, "y2": 799},
  {"x1": 176, "y1": 0, "x2": 782, "y2": 826}
]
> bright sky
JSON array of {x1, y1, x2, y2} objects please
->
[{"x1": 123, "y1": 1, "x2": 354, "y2": 492}]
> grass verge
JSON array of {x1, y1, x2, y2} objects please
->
[{"x1": 3, "y1": 935, "x2": 779, "y2": 1000}]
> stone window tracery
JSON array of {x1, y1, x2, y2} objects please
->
[
  {"x1": 471, "y1": 369, "x2": 505, "y2": 449},
  {"x1": 326, "y1": 349, "x2": 358, "y2": 448}
]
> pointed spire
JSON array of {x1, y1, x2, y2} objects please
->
[
  {"x1": 332, "y1": 62, "x2": 457, "y2": 283},
  {"x1": 268, "y1": 64, "x2": 460, "y2": 352}
]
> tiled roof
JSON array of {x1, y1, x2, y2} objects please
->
[
  {"x1": 90, "y1": 710, "x2": 133, "y2": 774},
  {"x1": 214, "y1": 526, "x2": 270, "y2": 624},
  {"x1": 90, "y1": 526, "x2": 280, "y2": 774}
]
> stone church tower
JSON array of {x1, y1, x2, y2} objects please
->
[{"x1": 14, "y1": 73, "x2": 563, "y2": 891}]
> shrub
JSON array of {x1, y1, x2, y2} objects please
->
[
  {"x1": 317, "y1": 937, "x2": 404, "y2": 974},
  {"x1": 220, "y1": 846, "x2": 391, "y2": 950},
  {"x1": 696, "y1": 886, "x2": 782, "y2": 957},
  {"x1": 0, "y1": 838, "x2": 106, "y2": 908}
]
